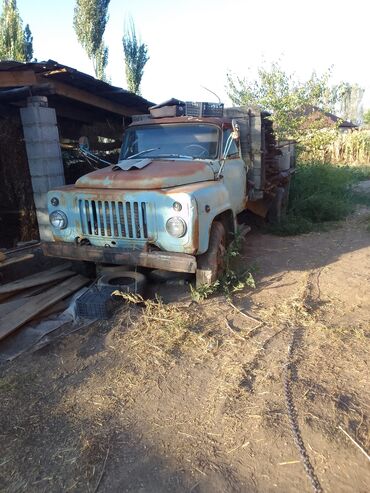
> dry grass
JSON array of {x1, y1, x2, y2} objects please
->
[{"x1": 1, "y1": 236, "x2": 369, "y2": 492}]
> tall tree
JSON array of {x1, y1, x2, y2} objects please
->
[
  {"x1": 0, "y1": 0, "x2": 33, "y2": 62},
  {"x1": 23, "y1": 23, "x2": 32, "y2": 61},
  {"x1": 95, "y1": 41, "x2": 108, "y2": 82},
  {"x1": 122, "y1": 19, "x2": 149, "y2": 95},
  {"x1": 73, "y1": 0, "x2": 110, "y2": 80}
]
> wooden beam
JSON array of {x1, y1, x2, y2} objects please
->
[
  {"x1": 0, "y1": 264, "x2": 74, "y2": 296},
  {"x1": 42, "y1": 242, "x2": 197, "y2": 273},
  {"x1": 0, "y1": 274, "x2": 89, "y2": 340},
  {"x1": 0, "y1": 70, "x2": 37, "y2": 87},
  {"x1": 0, "y1": 83, "x2": 54, "y2": 102},
  {"x1": 0, "y1": 253, "x2": 34, "y2": 269},
  {"x1": 37, "y1": 75, "x2": 138, "y2": 116}
]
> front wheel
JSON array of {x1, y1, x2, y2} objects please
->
[{"x1": 196, "y1": 222, "x2": 226, "y2": 287}]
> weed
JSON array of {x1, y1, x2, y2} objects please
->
[
  {"x1": 267, "y1": 162, "x2": 370, "y2": 236},
  {"x1": 189, "y1": 281, "x2": 219, "y2": 303},
  {"x1": 191, "y1": 231, "x2": 255, "y2": 302}
]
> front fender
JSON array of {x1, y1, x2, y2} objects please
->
[{"x1": 191, "y1": 182, "x2": 234, "y2": 254}]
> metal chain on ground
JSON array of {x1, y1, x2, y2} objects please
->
[{"x1": 284, "y1": 328, "x2": 323, "y2": 493}]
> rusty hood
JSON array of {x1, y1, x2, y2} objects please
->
[{"x1": 75, "y1": 159, "x2": 215, "y2": 190}]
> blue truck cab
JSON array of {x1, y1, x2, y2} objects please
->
[{"x1": 42, "y1": 103, "x2": 294, "y2": 286}]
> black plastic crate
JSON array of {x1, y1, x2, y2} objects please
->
[
  {"x1": 76, "y1": 285, "x2": 121, "y2": 320},
  {"x1": 185, "y1": 101, "x2": 224, "y2": 117}
]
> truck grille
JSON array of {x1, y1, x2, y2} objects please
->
[{"x1": 79, "y1": 199, "x2": 148, "y2": 239}]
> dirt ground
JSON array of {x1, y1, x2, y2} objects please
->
[{"x1": 1, "y1": 209, "x2": 369, "y2": 493}]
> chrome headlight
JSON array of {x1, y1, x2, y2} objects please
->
[
  {"x1": 166, "y1": 217, "x2": 187, "y2": 238},
  {"x1": 49, "y1": 210, "x2": 68, "y2": 229}
]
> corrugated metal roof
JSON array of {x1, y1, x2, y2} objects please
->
[{"x1": 0, "y1": 59, "x2": 153, "y2": 112}]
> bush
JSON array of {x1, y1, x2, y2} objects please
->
[{"x1": 268, "y1": 162, "x2": 370, "y2": 235}]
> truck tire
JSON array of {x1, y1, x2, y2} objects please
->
[
  {"x1": 97, "y1": 270, "x2": 146, "y2": 295},
  {"x1": 196, "y1": 222, "x2": 226, "y2": 287}
]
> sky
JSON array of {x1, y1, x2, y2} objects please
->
[{"x1": 16, "y1": 0, "x2": 370, "y2": 108}]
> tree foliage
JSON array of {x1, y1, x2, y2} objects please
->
[
  {"x1": 0, "y1": 0, "x2": 33, "y2": 62},
  {"x1": 363, "y1": 109, "x2": 370, "y2": 126},
  {"x1": 73, "y1": 0, "x2": 110, "y2": 80},
  {"x1": 95, "y1": 41, "x2": 108, "y2": 82},
  {"x1": 122, "y1": 19, "x2": 149, "y2": 95},
  {"x1": 23, "y1": 23, "x2": 33, "y2": 61},
  {"x1": 226, "y1": 63, "x2": 339, "y2": 143}
]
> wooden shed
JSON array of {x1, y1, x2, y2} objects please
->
[{"x1": 0, "y1": 60, "x2": 152, "y2": 247}]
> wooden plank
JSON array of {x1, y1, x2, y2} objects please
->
[
  {"x1": 0, "y1": 291, "x2": 64, "y2": 322},
  {"x1": 31, "y1": 300, "x2": 69, "y2": 322},
  {"x1": 0, "y1": 279, "x2": 65, "y2": 304},
  {"x1": 0, "y1": 253, "x2": 34, "y2": 269},
  {"x1": 0, "y1": 70, "x2": 37, "y2": 87},
  {"x1": 0, "y1": 275, "x2": 89, "y2": 340},
  {"x1": 0, "y1": 263, "x2": 71, "y2": 303},
  {"x1": 0, "y1": 298, "x2": 25, "y2": 318},
  {"x1": 37, "y1": 76, "x2": 137, "y2": 116},
  {"x1": 0, "y1": 269, "x2": 75, "y2": 295},
  {"x1": 4, "y1": 241, "x2": 40, "y2": 254}
]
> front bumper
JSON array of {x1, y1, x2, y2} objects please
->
[{"x1": 42, "y1": 242, "x2": 197, "y2": 274}]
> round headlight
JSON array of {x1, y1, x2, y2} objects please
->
[
  {"x1": 166, "y1": 217, "x2": 187, "y2": 238},
  {"x1": 49, "y1": 210, "x2": 68, "y2": 229},
  {"x1": 173, "y1": 201, "x2": 182, "y2": 211}
]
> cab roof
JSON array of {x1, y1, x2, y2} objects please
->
[{"x1": 129, "y1": 116, "x2": 232, "y2": 128}]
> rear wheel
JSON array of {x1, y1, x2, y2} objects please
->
[{"x1": 196, "y1": 222, "x2": 226, "y2": 287}]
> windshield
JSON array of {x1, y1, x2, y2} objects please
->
[{"x1": 120, "y1": 124, "x2": 220, "y2": 160}]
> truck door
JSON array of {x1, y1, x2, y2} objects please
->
[{"x1": 221, "y1": 129, "x2": 247, "y2": 214}]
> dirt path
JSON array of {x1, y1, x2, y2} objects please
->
[{"x1": 1, "y1": 211, "x2": 369, "y2": 493}]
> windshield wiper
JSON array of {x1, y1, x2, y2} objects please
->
[{"x1": 127, "y1": 147, "x2": 160, "y2": 159}]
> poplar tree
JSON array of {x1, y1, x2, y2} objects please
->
[
  {"x1": 23, "y1": 23, "x2": 33, "y2": 61},
  {"x1": 73, "y1": 0, "x2": 110, "y2": 80},
  {"x1": 95, "y1": 41, "x2": 108, "y2": 82},
  {"x1": 0, "y1": 0, "x2": 33, "y2": 62},
  {"x1": 122, "y1": 19, "x2": 149, "y2": 95}
]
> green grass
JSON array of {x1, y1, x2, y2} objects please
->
[{"x1": 268, "y1": 162, "x2": 370, "y2": 236}]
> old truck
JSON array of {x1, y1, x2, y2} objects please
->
[{"x1": 42, "y1": 100, "x2": 295, "y2": 286}]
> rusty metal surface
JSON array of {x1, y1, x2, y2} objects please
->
[
  {"x1": 41, "y1": 242, "x2": 197, "y2": 273},
  {"x1": 75, "y1": 159, "x2": 215, "y2": 190}
]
